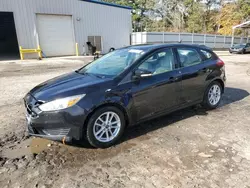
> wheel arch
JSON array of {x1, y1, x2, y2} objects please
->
[
  {"x1": 212, "y1": 78, "x2": 225, "y2": 93},
  {"x1": 206, "y1": 77, "x2": 225, "y2": 94},
  {"x1": 202, "y1": 78, "x2": 224, "y2": 109},
  {"x1": 83, "y1": 102, "x2": 130, "y2": 133},
  {"x1": 203, "y1": 78, "x2": 225, "y2": 102}
]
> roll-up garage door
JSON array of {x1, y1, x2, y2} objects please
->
[{"x1": 36, "y1": 14, "x2": 75, "y2": 57}]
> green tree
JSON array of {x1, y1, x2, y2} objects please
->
[
  {"x1": 202, "y1": 0, "x2": 221, "y2": 33},
  {"x1": 217, "y1": 2, "x2": 245, "y2": 35},
  {"x1": 103, "y1": 0, "x2": 250, "y2": 35},
  {"x1": 238, "y1": 0, "x2": 250, "y2": 20},
  {"x1": 153, "y1": 0, "x2": 188, "y2": 32},
  {"x1": 103, "y1": 0, "x2": 155, "y2": 31},
  {"x1": 185, "y1": 0, "x2": 204, "y2": 33}
]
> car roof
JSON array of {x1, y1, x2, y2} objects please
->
[{"x1": 121, "y1": 43, "x2": 212, "y2": 51}]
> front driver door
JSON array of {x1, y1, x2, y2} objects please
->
[{"x1": 129, "y1": 48, "x2": 181, "y2": 122}]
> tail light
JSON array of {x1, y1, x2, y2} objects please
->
[{"x1": 216, "y1": 59, "x2": 225, "y2": 67}]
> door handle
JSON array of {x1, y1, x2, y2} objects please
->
[{"x1": 169, "y1": 77, "x2": 178, "y2": 82}]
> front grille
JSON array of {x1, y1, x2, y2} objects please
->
[
  {"x1": 42, "y1": 128, "x2": 70, "y2": 136},
  {"x1": 24, "y1": 94, "x2": 38, "y2": 117}
]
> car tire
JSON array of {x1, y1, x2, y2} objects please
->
[
  {"x1": 202, "y1": 81, "x2": 222, "y2": 110},
  {"x1": 86, "y1": 106, "x2": 126, "y2": 148},
  {"x1": 241, "y1": 49, "x2": 246, "y2": 54}
]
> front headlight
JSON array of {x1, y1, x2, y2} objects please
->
[{"x1": 39, "y1": 94, "x2": 86, "y2": 112}]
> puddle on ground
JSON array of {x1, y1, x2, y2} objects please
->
[
  {"x1": 2, "y1": 136, "x2": 138, "y2": 164},
  {"x1": 2, "y1": 137, "x2": 53, "y2": 159},
  {"x1": 30, "y1": 138, "x2": 53, "y2": 154}
]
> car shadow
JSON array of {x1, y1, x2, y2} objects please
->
[
  {"x1": 72, "y1": 87, "x2": 249, "y2": 148},
  {"x1": 120, "y1": 87, "x2": 249, "y2": 144},
  {"x1": 220, "y1": 87, "x2": 249, "y2": 106}
]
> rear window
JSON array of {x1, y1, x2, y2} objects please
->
[{"x1": 200, "y1": 50, "x2": 212, "y2": 60}]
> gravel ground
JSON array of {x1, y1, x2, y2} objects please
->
[{"x1": 0, "y1": 53, "x2": 250, "y2": 188}]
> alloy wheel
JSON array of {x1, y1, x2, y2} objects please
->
[
  {"x1": 208, "y1": 84, "x2": 221, "y2": 106},
  {"x1": 93, "y1": 112, "x2": 121, "y2": 143}
]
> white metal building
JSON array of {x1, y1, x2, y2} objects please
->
[{"x1": 0, "y1": 0, "x2": 132, "y2": 58}]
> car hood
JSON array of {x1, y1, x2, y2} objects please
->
[{"x1": 29, "y1": 71, "x2": 110, "y2": 101}]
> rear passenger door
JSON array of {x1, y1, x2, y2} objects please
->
[{"x1": 176, "y1": 47, "x2": 209, "y2": 104}]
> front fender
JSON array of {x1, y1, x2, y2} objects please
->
[{"x1": 84, "y1": 90, "x2": 134, "y2": 127}]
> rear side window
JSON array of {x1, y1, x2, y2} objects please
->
[
  {"x1": 200, "y1": 49, "x2": 212, "y2": 60},
  {"x1": 177, "y1": 48, "x2": 202, "y2": 67}
]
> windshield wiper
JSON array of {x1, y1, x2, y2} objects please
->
[
  {"x1": 75, "y1": 70, "x2": 88, "y2": 75},
  {"x1": 75, "y1": 70, "x2": 103, "y2": 78},
  {"x1": 92, "y1": 74, "x2": 104, "y2": 79},
  {"x1": 75, "y1": 69, "x2": 106, "y2": 78}
]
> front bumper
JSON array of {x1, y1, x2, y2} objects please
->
[
  {"x1": 28, "y1": 133, "x2": 72, "y2": 142},
  {"x1": 24, "y1": 94, "x2": 88, "y2": 142},
  {"x1": 229, "y1": 49, "x2": 243, "y2": 53}
]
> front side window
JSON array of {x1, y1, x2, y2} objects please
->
[
  {"x1": 138, "y1": 49, "x2": 174, "y2": 75},
  {"x1": 78, "y1": 48, "x2": 147, "y2": 78},
  {"x1": 177, "y1": 48, "x2": 202, "y2": 67}
]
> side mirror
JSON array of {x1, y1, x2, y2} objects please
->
[{"x1": 133, "y1": 69, "x2": 153, "y2": 80}]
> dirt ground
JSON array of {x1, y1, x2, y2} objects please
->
[{"x1": 0, "y1": 53, "x2": 250, "y2": 188}]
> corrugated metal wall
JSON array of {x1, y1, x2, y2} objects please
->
[
  {"x1": 0, "y1": 0, "x2": 132, "y2": 55},
  {"x1": 131, "y1": 32, "x2": 248, "y2": 49}
]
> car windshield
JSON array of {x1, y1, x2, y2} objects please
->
[
  {"x1": 234, "y1": 44, "x2": 246, "y2": 48},
  {"x1": 78, "y1": 48, "x2": 147, "y2": 78}
]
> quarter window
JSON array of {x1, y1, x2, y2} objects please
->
[
  {"x1": 138, "y1": 49, "x2": 174, "y2": 75},
  {"x1": 177, "y1": 48, "x2": 202, "y2": 67},
  {"x1": 200, "y1": 50, "x2": 212, "y2": 60}
]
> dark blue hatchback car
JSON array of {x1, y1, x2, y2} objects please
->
[{"x1": 24, "y1": 44, "x2": 226, "y2": 148}]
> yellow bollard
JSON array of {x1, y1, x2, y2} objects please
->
[
  {"x1": 19, "y1": 46, "x2": 24, "y2": 60},
  {"x1": 18, "y1": 46, "x2": 43, "y2": 60},
  {"x1": 38, "y1": 45, "x2": 42, "y2": 59},
  {"x1": 76, "y1": 43, "x2": 79, "y2": 56}
]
